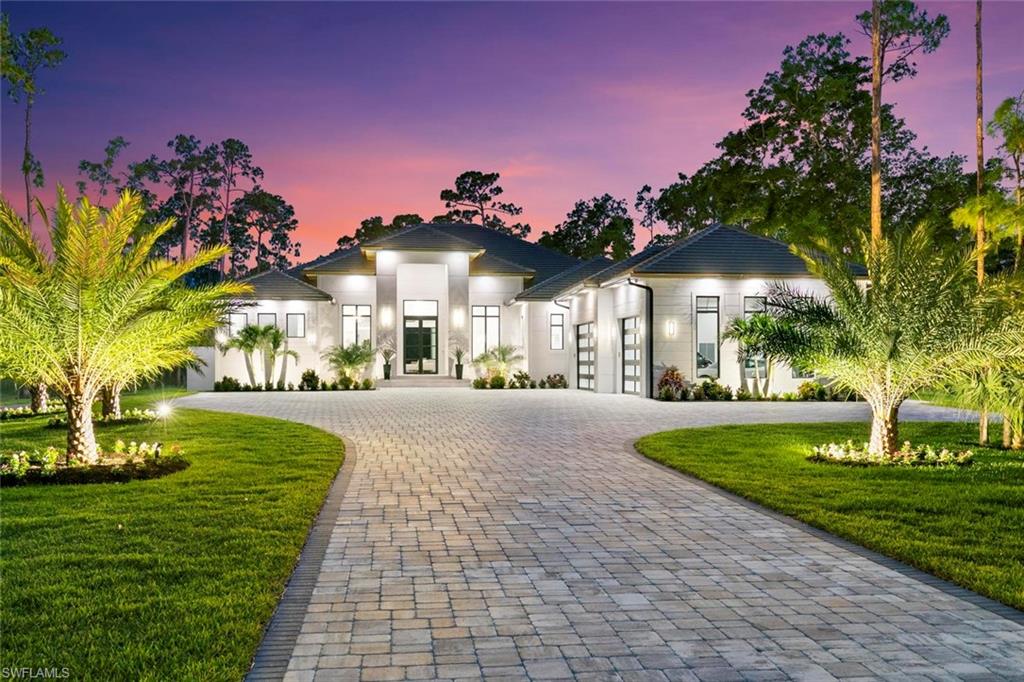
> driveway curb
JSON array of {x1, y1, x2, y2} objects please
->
[
  {"x1": 625, "y1": 438, "x2": 1024, "y2": 626},
  {"x1": 246, "y1": 437, "x2": 358, "y2": 681}
]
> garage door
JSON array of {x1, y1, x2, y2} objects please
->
[{"x1": 576, "y1": 322, "x2": 595, "y2": 390}]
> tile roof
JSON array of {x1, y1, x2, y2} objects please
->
[
  {"x1": 428, "y1": 223, "x2": 579, "y2": 284},
  {"x1": 470, "y1": 251, "x2": 536, "y2": 275},
  {"x1": 588, "y1": 244, "x2": 669, "y2": 285},
  {"x1": 515, "y1": 257, "x2": 614, "y2": 301},
  {"x1": 241, "y1": 268, "x2": 334, "y2": 301},
  {"x1": 632, "y1": 224, "x2": 867, "y2": 277},
  {"x1": 361, "y1": 224, "x2": 485, "y2": 252},
  {"x1": 291, "y1": 246, "x2": 375, "y2": 276}
]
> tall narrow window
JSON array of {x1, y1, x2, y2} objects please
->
[
  {"x1": 257, "y1": 312, "x2": 277, "y2": 328},
  {"x1": 695, "y1": 296, "x2": 719, "y2": 379},
  {"x1": 286, "y1": 313, "x2": 305, "y2": 338},
  {"x1": 549, "y1": 313, "x2": 564, "y2": 350},
  {"x1": 342, "y1": 304, "x2": 371, "y2": 345},
  {"x1": 472, "y1": 305, "x2": 500, "y2": 359},
  {"x1": 742, "y1": 297, "x2": 766, "y2": 379},
  {"x1": 227, "y1": 312, "x2": 248, "y2": 337}
]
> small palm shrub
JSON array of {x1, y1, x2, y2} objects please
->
[
  {"x1": 322, "y1": 341, "x2": 375, "y2": 381},
  {"x1": 298, "y1": 369, "x2": 320, "y2": 391}
]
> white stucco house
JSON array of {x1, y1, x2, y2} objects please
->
[{"x1": 190, "y1": 222, "x2": 858, "y2": 397}]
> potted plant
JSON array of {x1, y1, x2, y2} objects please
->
[
  {"x1": 377, "y1": 334, "x2": 396, "y2": 380},
  {"x1": 450, "y1": 335, "x2": 468, "y2": 380}
]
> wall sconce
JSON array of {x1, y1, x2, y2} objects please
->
[
  {"x1": 452, "y1": 307, "x2": 465, "y2": 329},
  {"x1": 666, "y1": 319, "x2": 677, "y2": 338},
  {"x1": 307, "y1": 332, "x2": 317, "y2": 345},
  {"x1": 380, "y1": 306, "x2": 394, "y2": 329},
  {"x1": 215, "y1": 330, "x2": 228, "y2": 344}
]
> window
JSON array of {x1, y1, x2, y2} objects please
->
[
  {"x1": 621, "y1": 316, "x2": 641, "y2": 395},
  {"x1": 549, "y1": 313, "x2": 564, "y2": 350},
  {"x1": 472, "y1": 305, "x2": 500, "y2": 359},
  {"x1": 257, "y1": 312, "x2": 277, "y2": 328},
  {"x1": 695, "y1": 296, "x2": 719, "y2": 379},
  {"x1": 742, "y1": 297, "x2": 767, "y2": 380},
  {"x1": 286, "y1": 313, "x2": 305, "y2": 338},
  {"x1": 227, "y1": 312, "x2": 248, "y2": 337},
  {"x1": 342, "y1": 304, "x2": 372, "y2": 345},
  {"x1": 403, "y1": 300, "x2": 438, "y2": 317},
  {"x1": 576, "y1": 322, "x2": 595, "y2": 390}
]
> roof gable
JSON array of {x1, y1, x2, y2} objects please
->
[{"x1": 516, "y1": 257, "x2": 613, "y2": 301}]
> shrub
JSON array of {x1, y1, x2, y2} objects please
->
[
  {"x1": 213, "y1": 376, "x2": 242, "y2": 392},
  {"x1": 511, "y1": 371, "x2": 531, "y2": 389},
  {"x1": 656, "y1": 366, "x2": 687, "y2": 401},
  {"x1": 276, "y1": 379, "x2": 286, "y2": 391},
  {"x1": 319, "y1": 380, "x2": 329, "y2": 391},
  {"x1": 798, "y1": 381, "x2": 827, "y2": 401},
  {"x1": 489, "y1": 375, "x2": 506, "y2": 389},
  {"x1": 472, "y1": 377, "x2": 488, "y2": 389},
  {"x1": 693, "y1": 378, "x2": 732, "y2": 401},
  {"x1": 362, "y1": 378, "x2": 374, "y2": 390},
  {"x1": 782, "y1": 392, "x2": 799, "y2": 401},
  {"x1": 287, "y1": 382, "x2": 295, "y2": 391},
  {"x1": 735, "y1": 386, "x2": 753, "y2": 401},
  {"x1": 769, "y1": 392, "x2": 781, "y2": 401},
  {"x1": 529, "y1": 380, "x2": 537, "y2": 389},
  {"x1": 299, "y1": 369, "x2": 320, "y2": 391},
  {"x1": 544, "y1": 374, "x2": 568, "y2": 389},
  {"x1": 538, "y1": 379, "x2": 547, "y2": 389},
  {"x1": 808, "y1": 440, "x2": 973, "y2": 467}
]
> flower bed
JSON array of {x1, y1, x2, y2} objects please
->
[
  {"x1": 45, "y1": 407, "x2": 158, "y2": 429},
  {"x1": 1, "y1": 440, "x2": 188, "y2": 486},
  {"x1": 808, "y1": 440, "x2": 973, "y2": 467},
  {"x1": 213, "y1": 374, "x2": 375, "y2": 392},
  {"x1": 471, "y1": 372, "x2": 568, "y2": 389},
  {"x1": 0, "y1": 404, "x2": 65, "y2": 420}
]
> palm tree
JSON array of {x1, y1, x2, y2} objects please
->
[
  {"x1": 0, "y1": 189, "x2": 248, "y2": 462},
  {"x1": 473, "y1": 344, "x2": 524, "y2": 379},
  {"x1": 760, "y1": 224, "x2": 1024, "y2": 458},
  {"x1": 322, "y1": 341, "x2": 375, "y2": 381},
  {"x1": 220, "y1": 323, "x2": 264, "y2": 386},
  {"x1": 260, "y1": 325, "x2": 299, "y2": 387},
  {"x1": 724, "y1": 314, "x2": 786, "y2": 397},
  {"x1": 988, "y1": 92, "x2": 1024, "y2": 271}
]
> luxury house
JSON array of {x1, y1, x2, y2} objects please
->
[{"x1": 189, "y1": 222, "x2": 847, "y2": 397}]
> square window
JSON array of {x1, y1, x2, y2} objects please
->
[
  {"x1": 257, "y1": 312, "x2": 277, "y2": 328},
  {"x1": 286, "y1": 313, "x2": 305, "y2": 338}
]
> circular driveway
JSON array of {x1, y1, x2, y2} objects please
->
[{"x1": 177, "y1": 389, "x2": 1023, "y2": 681}]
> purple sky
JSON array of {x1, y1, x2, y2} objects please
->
[{"x1": 2, "y1": 1, "x2": 1022, "y2": 257}]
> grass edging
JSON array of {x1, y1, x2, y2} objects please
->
[
  {"x1": 246, "y1": 435, "x2": 358, "y2": 680},
  {"x1": 629, "y1": 427, "x2": 1024, "y2": 624}
]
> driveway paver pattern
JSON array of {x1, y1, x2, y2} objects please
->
[{"x1": 178, "y1": 390, "x2": 1024, "y2": 681}]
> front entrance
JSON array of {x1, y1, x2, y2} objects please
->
[{"x1": 404, "y1": 317, "x2": 438, "y2": 374}]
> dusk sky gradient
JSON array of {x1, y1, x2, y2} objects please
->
[{"x1": 2, "y1": 1, "x2": 1022, "y2": 259}]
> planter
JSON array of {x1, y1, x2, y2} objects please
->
[
  {"x1": 455, "y1": 363, "x2": 464, "y2": 380},
  {"x1": 383, "y1": 363, "x2": 392, "y2": 380}
]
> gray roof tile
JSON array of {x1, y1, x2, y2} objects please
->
[
  {"x1": 241, "y1": 268, "x2": 333, "y2": 301},
  {"x1": 516, "y1": 257, "x2": 613, "y2": 301}
]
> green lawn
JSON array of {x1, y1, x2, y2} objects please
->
[
  {"x1": 635, "y1": 421, "x2": 1024, "y2": 611},
  {"x1": 0, "y1": 393, "x2": 344, "y2": 680}
]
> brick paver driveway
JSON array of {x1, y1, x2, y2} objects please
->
[{"x1": 178, "y1": 390, "x2": 1023, "y2": 681}]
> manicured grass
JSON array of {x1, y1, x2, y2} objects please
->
[
  {"x1": 0, "y1": 395, "x2": 344, "y2": 680},
  {"x1": 635, "y1": 421, "x2": 1024, "y2": 611}
]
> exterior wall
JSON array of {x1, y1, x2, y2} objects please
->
[
  {"x1": 606, "y1": 282, "x2": 649, "y2": 397},
  {"x1": 211, "y1": 298, "x2": 338, "y2": 387},
  {"x1": 467, "y1": 275, "x2": 526, "y2": 377},
  {"x1": 567, "y1": 288, "x2": 598, "y2": 390},
  {"x1": 648, "y1": 276, "x2": 832, "y2": 395},
  {"x1": 524, "y1": 301, "x2": 572, "y2": 381}
]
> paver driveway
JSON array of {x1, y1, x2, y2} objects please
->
[{"x1": 178, "y1": 390, "x2": 1024, "y2": 681}]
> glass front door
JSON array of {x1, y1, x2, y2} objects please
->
[{"x1": 404, "y1": 317, "x2": 438, "y2": 374}]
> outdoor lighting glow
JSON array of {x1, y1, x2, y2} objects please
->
[
  {"x1": 307, "y1": 332, "x2": 317, "y2": 344},
  {"x1": 666, "y1": 319, "x2": 677, "y2": 337},
  {"x1": 452, "y1": 307, "x2": 465, "y2": 328},
  {"x1": 380, "y1": 306, "x2": 394, "y2": 328},
  {"x1": 155, "y1": 402, "x2": 172, "y2": 419},
  {"x1": 215, "y1": 330, "x2": 228, "y2": 344}
]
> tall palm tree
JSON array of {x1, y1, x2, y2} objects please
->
[
  {"x1": 759, "y1": 225, "x2": 1024, "y2": 457},
  {"x1": 260, "y1": 325, "x2": 299, "y2": 387},
  {"x1": 0, "y1": 189, "x2": 248, "y2": 462},
  {"x1": 220, "y1": 323, "x2": 264, "y2": 386}
]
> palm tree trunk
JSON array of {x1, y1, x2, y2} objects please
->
[
  {"x1": 1003, "y1": 416, "x2": 1012, "y2": 449},
  {"x1": 278, "y1": 355, "x2": 290, "y2": 387},
  {"x1": 976, "y1": 0, "x2": 985, "y2": 284},
  {"x1": 243, "y1": 353, "x2": 256, "y2": 386},
  {"x1": 1013, "y1": 423, "x2": 1023, "y2": 450},
  {"x1": 23, "y1": 96, "x2": 34, "y2": 228},
  {"x1": 868, "y1": 403, "x2": 899, "y2": 457},
  {"x1": 101, "y1": 385, "x2": 122, "y2": 420},
  {"x1": 29, "y1": 383, "x2": 48, "y2": 413},
  {"x1": 66, "y1": 390, "x2": 99, "y2": 464},
  {"x1": 979, "y1": 409, "x2": 989, "y2": 445},
  {"x1": 263, "y1": 349, "x2": 274, "y2": 387},
  {"x1": 869, "y1": 0, "x2": 884, "y2": 248}
]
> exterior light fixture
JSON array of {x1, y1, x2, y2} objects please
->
[
  {"x1": 215, "y1": 330, "x2": 228, "y2": 344},
  {"x1": 666, "y1": 319, "x2": 677, "y2": 337},
  {"x1": 380, "y1": 306, "x2": 394, "y2": 329},
  {"x1": 452, "y1": 307, "x2": 465, "y2": 328}
]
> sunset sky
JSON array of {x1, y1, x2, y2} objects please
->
[{"x1": 2, "y1": 1, "x2": 1022, "y2": 259}]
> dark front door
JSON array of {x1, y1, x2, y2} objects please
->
[{"x1": 404, "y1": 317, "x2": 438, "y2": 374}]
